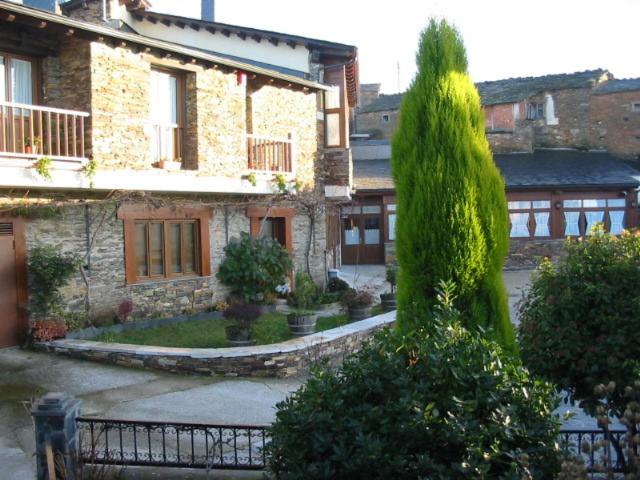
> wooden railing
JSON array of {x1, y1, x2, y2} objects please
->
[
  {"x1": 247, "y1": 133, "x2": 294, "y2": 173},
  {"x1": 151, "y1": 123, "x2": 183, "y2": 163},
  {"x1": 0, "y1": 101, "x2": 89, "y2": 162}
]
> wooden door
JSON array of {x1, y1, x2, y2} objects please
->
[
  {"x1": 341, "y1": 212, "x2": 385, "y2": 265},
  {"x1": 0, "y1": 222, "x2": 21, "y2": 347}
]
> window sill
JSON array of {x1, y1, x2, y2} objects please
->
[{"x1": 126, "y1": 274, "x2": 211, "y2": 287}]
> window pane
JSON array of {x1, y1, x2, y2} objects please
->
[
  {"x1": 170, "y1": 223, "x2": 182, "y2": 273},
  {"x1": 533, "y1": 212, "x2": 550, "y2": 237},
  {"x1": 387, "y1": 204, "x2": 397, "y2": 212},
  {"x1": 344, "y1": 219, "x2": 359, "y2": 245},
  {"x1": 564, "y1": 212, "x2": 580, "y2": 236},
  {"x1": 583, "y1": 199, "x2": 606, "y2": 208},
  {"x1": 608, "y1": 198, "x2": 626, "y2": 207},
  {"x1": 342, "y1": 206, "x2": 361, "y2": 215},
  {"x1": 563, "y1": 200, "x2": 581, "y2": 208},
  {"x1": 150, "y1": 222, "x2": 164, "y2": 275},
  {"x1": 325, "y1": 86, "x2": 340, "y2": 109},
  {"x1": 362, "y1": 206, "x2": 381, "y2": 214},
  {"x1": 11, "y1": 59, "x2": 32, "y2": 104},
  {"x1": 364, "y1": 218, "x2": 380, "y2": 244},
  {"x1": 326, "y1": 113, "x2": 341, "y2": 146},
  {"x1": 183, "y1": 222, "x2": 197, "y2": 273},
  {"x1": 509, "y1": 212, "x2": 530, "y2": 238},
  {"x1": 135, "y1": 223, "x2": 148, "y2": 277},
  {"x1": 508, "y1": 201, "x2": 531, "y2": 210},
  {"x1": 610, "y1": 211, "x2": 625, "y2": 234},
  {"x1": 388, "y1": 213, "x2": 396, "y2": 241},
  {"x1": 585, "y1": 211, "x2": 604, "y2": 235},
  {"x1": 532, "y1": 200, "x2": 551, "y2": 209},
  {"x1": 0, "y1": 57, "x2": 5, "y2": 101}
]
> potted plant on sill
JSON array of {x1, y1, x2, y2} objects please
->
[
  {"x1": 380, "y1": 265, "x2": 397, "y2": 311},
  {"x1": 28, "y1": 245, "x2": 80, "y2": 343},
  {"x1": 286, "y1": 272, "x2": 317, "y2": 336},
  {"x1": 316, "y1": 277, "x2": 349, "y2": 312},
  {"x1": 274, "y1": 283, "x2": 290, "y2": 311},
  {"x1": 156, "y1": 157, "x2": 182, "y2": 171},
  {"x1": 342, "y1": 288, "x2": 374, "y2": 322},
  {"x1": 24, "y1": 136, "x2": 41, "y2": 155},
  {"x1": 223, "y1": 301, "x2": 261, "y2": 347}
]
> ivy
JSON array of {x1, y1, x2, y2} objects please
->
[
  {"x1": 245, "y1": 172, "x2": 257, "y2": 187},
  {"x1": 33, "y1": 156, "x2": 53, "y2": 181},
  {"x1": 274, "y1": 173, "x2": 288, "y2": 194},
  {"x1": 83, "y1": 158, "x2": 97, "y2": 188}
]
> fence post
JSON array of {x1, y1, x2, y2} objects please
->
[{"x1": 32, "y1": 392, "x2": 81, "y2": 480}]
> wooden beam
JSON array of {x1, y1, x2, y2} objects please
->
[
  {"x1": 268, "y1": 37, "x2": 279, "y2": 46},
  {"x1": 64, "y1": 28, "x2": 74, "y2": 37},
  {"x1": 161, "y1": 19, "x2": 171, "y2": 27},
  {"x1": 190, "y1": 23, "x2": 200, "y2": 31},
  {"x1": 237, "y1": 32, "x2": 246, "y2": 40},
  {"x1": 286, "y1": 40, "x2": 296, "y2": 49},
  {"x1": 222, "y1": 29, "x2": 231, "y2": 37},
  {"x1": 146, "y1": 15, "x2": 157, "y2": 24},
  {"x1": 206, "y1": 26, "x2": 216, "y2": 34},
  {"x1": 175, "y1": 21, "x2": 185, "y2": 29},
  {"x1": 251, "y1": 34, "x2": 262, "y2": 43},
  {"x1": 0, "y1": 12, "x2": 16, "y2": 22}
]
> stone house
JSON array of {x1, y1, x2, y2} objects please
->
[
  {"x1": 0, "y1": 0, "x2": 358, "y2": 347},
  {"x1": 345, "y1": 70, "x2": 640, "y2": 266}
]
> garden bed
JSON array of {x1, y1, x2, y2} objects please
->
[{"x1": 35, "y1": 311, "x2": 396, "y2": 378}]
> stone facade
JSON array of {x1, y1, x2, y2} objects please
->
[
  {"x1": 24, "y1": 199, "x2": 328, "y2": 323},
  {"x1": 356, "y1": 109, "x2": 398, "y2": 139},
  {"x1": 590, "y1": 90, "x2": 640, "y2": 159},
  {"x1": 37, "y1": 312, "x2": 396, "y2": 378},
  {"x1": 504, "y1": 239, "x2": 567, "y2": 270}
]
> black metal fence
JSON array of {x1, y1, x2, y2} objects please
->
[
  {"x1": 76, "y1": 416, "x2": 269, "y2": 471},
  {"x1": 558, "y1": 429, "x2": 627, "y2": 473}
]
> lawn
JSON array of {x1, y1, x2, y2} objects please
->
[{"x1": 96, "y1": 312, "x2": 350, "y2": 348}]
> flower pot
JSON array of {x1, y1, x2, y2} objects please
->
[
  {"x1": 380, "y1": 293, "x2": 397, "y2": 311},
  {"x1": 348, "y1": 305, "x2": 372, "y2": 322},
  {"x1": 225, "y1": 325, "x2": 255, "y2": 347},
  {"x1": 287, "y1": 312, "x2": 317, "y2": 337},
  {"x1": 156, "y1": 160, "x2": 182, "y2": 171}
]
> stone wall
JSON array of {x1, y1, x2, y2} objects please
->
[
  {"x1": 505, "y1": 238, "x2": 566, "y2": 270},
  {"x1": 323, "y1": 148, "x2": 352, "y2": 187},
  {"x1": 37, "y1": 311, "x2": 396, "y2": 378},
  {"x1": 530, "y1": 89, "x2": 592, "y2": 149},
  {"x1": 24, "y1": 199, "x2": 329, "y2": 323},
  {"x1": 356, "y1": 109, "x2": 398, "y2": 139},
  {"x1": 486, "y1": 124, "x2": 534, "y2": 153},
  {"x1": 590, "y1": 90, "x2": 640, "y2": 159}
]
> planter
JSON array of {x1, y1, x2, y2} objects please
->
[
  {"x1": 156, "y1": 160, "x2": 182, "y2": 171},
  {"x1": 348, "y1": 305, "x2": 372, "y2": 322},
  {"x1": 380, "y1": 293, "x2": 397, "y2": 311},
  {"x1": 225, "y1": 326, "x2": 255, "y2": 347},
  {"x1": 287, "y1": 312, "x2": 317, "y2": 337}
]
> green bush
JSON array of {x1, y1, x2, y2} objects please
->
[
  {"x1": 267, "y1": 284, "x2": 560, "y2": 479},
  {"x1": 391, "y1": 19, "x2": 513, "y2": 349},
  {"x1": 385, "y1": 265, "x2": 397, "y2": 294},
  {"x1": 518, "y1": 229, "x2": 640, "y2": 419},
  {"x1": 217, "y1": 232, "x2": 293, "y2": 303},
  {"x1": 287, "y1": 272, "x2": 317, "y2": 312},
  {"x1": 28, "y1": 245, "x2": 80, "y2": 320}
]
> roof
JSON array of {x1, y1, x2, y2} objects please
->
[
  {"x1": 358, "y1": 69, "x2": 613, "y2": 113},
  {"x1": 353, "y1": 149, "x2": 640, "y2": 192},
  {"x1": 494, "y1": 150, "x2": 640, "y2": 189},
  {"x1": 0, "y1": 1, "x2": 329, "y2": 92},
  {"x1": 359, "y1": 93, "x2": 403, "y2": 113},
  {"x1": 594, "y1": 78, "x2": 640, "y2": 95},
  {"x1": 477, "y1": 69, "x2": 611, "y2": 105}
]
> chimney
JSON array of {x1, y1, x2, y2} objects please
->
[{"x1": 201, "y1": 0, "x2": 214, "y2": 22}]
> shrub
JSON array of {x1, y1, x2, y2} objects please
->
[
  {"x1": 287, "y1": 272, "x2": 317, "y2": 312},
  {"x1": 31, "y1": 320, "x2": 67, "y2": 342},
  {"x1": 217, "y1": 232, "x2": 293, "y2": 303},
  {"x1": 518, "y1": 229, "x2": 640, "y2": 420},
  {"x1": 391, "y1": 19, "x2": 513, "y2": 349},
  {"x1": 223, "y1": 301, "x2": 261, "y2": 331},
  {"x1": 340, "y1": 288, "x2": 374, "y2": 308},
  {"x1": 267, "y1": 286, "x2": 561, "y2": 479},
  {"x1": 385, "y1": 265, "x2": 397, "y2": 294},
  {"x1": 117, "y1": 299, "x2": 133, "y2": 323},
  {"x1": 326, "y1": 277, "x2": 349, "y2": 293},
  {"x1": 28, "y1": 245, "x2": 80, "y2": 320}
]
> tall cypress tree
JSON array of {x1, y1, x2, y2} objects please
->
[{"x1": 392, "y1": 19, "x2": 514, "y2": 349}]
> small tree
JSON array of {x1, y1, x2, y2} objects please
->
[
  {"x1": 391, "y1": 19, "x2": 513, "y2": 349},
  {"x1": 217, "y1": 232, "x2": 293, "y2": 303},
  {"x1": 28, "y1": 245, "x2": 80, "y2": 320}
]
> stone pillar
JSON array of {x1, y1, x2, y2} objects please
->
[{"x1": 32, "y1": 392, "x2": 81, "y2": 480}]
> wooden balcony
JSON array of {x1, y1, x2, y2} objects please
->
[
  {"x1": 247, "y1": 133, "x2": 294, "y2": 173},
  {"x1": 0, "y1": 101, "x2": 89, "y2": 162}
]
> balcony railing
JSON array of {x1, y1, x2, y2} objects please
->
[
  {"x1": 151, "y1": 123, "x2": 183, "y2": 164},
  {"x1": 0, "y1": 101, "x2": 89, "y2": 162},
  {"x1": 247, "y1": 133, "x2": 294, "y2": 173}
]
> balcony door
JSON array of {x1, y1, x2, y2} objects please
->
[
  {"x1": 150, "y1": 68, "x2": 183, "y2": 163},
  {"x1": 0, "y1": 53, "x2": 36, "y2": 155}
]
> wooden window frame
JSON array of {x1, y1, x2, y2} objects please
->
[
  {"x1": 150, "y1": 66, "x2": 186, "y2": 163},
  {"x1": 526, "y1": 102, "x2": 544, "y2": 120},
  {"x1": 0, "y1": 51, "x2": 40, "y2": 104},
  {"x1": 118, "y1": 205, "x2": 211, "y2": 285},
  {"x1": 507, "y1": 200, "x2": 552, "y2": 239},
  {"x1": 323, "y1": 65, "x2": 348, "y2": 149},
  {"x1": 247, "y1": 206, "x2": 294, "y2": 253}
]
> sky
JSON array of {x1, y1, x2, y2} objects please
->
[{"x1": 149, "y1": 0, "x2": 640, "y2": 94}]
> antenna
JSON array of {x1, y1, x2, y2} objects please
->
[{"x1": 397, "y1": 60, "x2": 401, "y2": 92}]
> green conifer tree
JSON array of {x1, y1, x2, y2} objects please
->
[{"x1": 391, "y1": 19, "x2": 514, "y2": 349}]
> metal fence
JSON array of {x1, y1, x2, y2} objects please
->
[
  {"x1": 559, "y1": 429, "x2": 627, "y2": 473},
  {"x1": 76, "y1": 416, "x2": 269, "y2": 471}
]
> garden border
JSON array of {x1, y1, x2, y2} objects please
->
[{"x1": 35, "y1": 311, "x2": 396, "y2": 378}]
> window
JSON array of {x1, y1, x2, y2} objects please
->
[
  {"x1": 247, "y1": 207, "x2": 294, "y2": 252},
  {"x1": 382, "y1": 114, "x2": 390, "y2": 123},
  {"x1": 119, "y1": 206, "x2": 211, "y2": 284},
  {"x1": 150, "y1": 68, "x2": 184, "y2": 163},
  {"x1": 324, "y1": 65, "x2": 348, "y2": 148},
  {"x1": 507, "y1": 200, "x2": 551, "y2": 238},
  {"x1": 526, "y1": 103, "x2": 544, "y2": 120},
  {"x1": 387, "y1": 203, "x2": 396, "y2": 241},
  {"x1": 631, "y1": 102, "x2": 640, "y2": 113},
  {"x1": 561, "y1": 198, "x2": 626, "y2": 236},
  {"x1": 0, "y1": 53, "x2": 35, "y2": 105}
]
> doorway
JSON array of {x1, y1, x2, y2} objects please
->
[
  {"x1": 0, "y1": 220, "x2": 26, "y2": 347},
  {"x1": 341, "y1": 204, "x2": 384, "y2": 264}
]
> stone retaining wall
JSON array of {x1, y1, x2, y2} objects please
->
[{"x1": 36, "y1": 311, "x2": 396, "y2": 378}]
